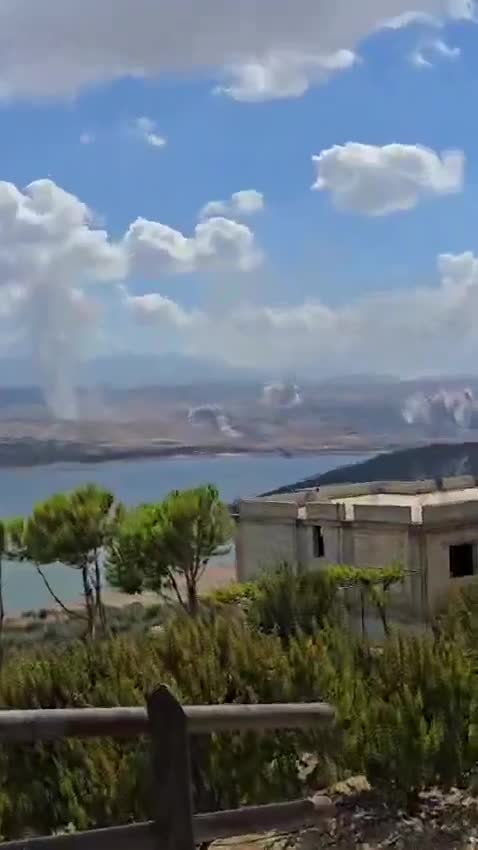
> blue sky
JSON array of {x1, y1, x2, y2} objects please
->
[{"x1": 0, "y1": 0, "x2": 478, "y2": 410}]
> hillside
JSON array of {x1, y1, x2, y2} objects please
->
[{"x1": 265, "y1": 441, "x2": 478, "y2": 495}]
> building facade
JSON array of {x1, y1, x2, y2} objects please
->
[{"x1": 235, "y1": 476, "x2": 478, "y2": 627}]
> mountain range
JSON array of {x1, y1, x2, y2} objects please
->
[{"x1": 267, "y1": 442, "x2": 478, "y2": 496}]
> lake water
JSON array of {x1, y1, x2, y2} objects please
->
[{"x1": 0, "y1": 452, "x2": 366, "y2": 612}]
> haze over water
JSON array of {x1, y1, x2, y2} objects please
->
[{"x1": 0, "y1": 452, "x2": 366, "y2": 612}]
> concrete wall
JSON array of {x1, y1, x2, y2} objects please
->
[
  {"x1": 352, "y1": 527, "x2": 408, "y2": 568},
  {"x1": 237, "y1": 520, "x2": 298, "y2": 580},
  {"x1": 236, "y1": 500, "x2": 299, "y2": 581},
  {"x1": 306, "y1": 526, "x2": 341, "y2": 569},
  {"x1": 424, "y1": 522, "x2": 478, "y2": 611},
  {"x1": 422, "y1": 501, "x2": 478, "y2": 527},
  {"x1": 235, "y1": 481, "x2": 478, "y2": 622},
  {"x1": 312, "y1": 477, "x2": 478, "y2": 501}
]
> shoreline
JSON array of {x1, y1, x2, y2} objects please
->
[
  {"x1": 3, "y1": 564, "x2": 236, "y2": 630},
  {"x1": 0, "y1": 441, "x2": 386, "y2": 470}
]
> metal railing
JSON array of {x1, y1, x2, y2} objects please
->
[{"x1": 0, "y1": 688, "x2": 335, "y2": 850}]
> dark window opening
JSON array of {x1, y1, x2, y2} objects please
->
[
  {"x1": 313, "y1": 526, "x2": 325, "y2": 558},
  {"x1": 449, "y1": 543, "x2": 475, "y2": 578}
]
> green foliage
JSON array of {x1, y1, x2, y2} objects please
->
[
  {"x1": 17, "y1": 485, "x2": 121, "y2": 636},
  {"x1": 1, "y1": 599, "x2": 478, "y2": 837},
  {"x1": 246, "y1": 562, "x2": 405, "y2": 640},
  {"x1": 2, "y1": 483, "x2": 478, "y2": 838},
  {"x1": 107, "y1": 484, "x2": 233, "y2": 615},
  {"x1": 326, "y1": 562, "x2": 405, "y2": 636},
  {"x1": 248, "y1": 562, "x2": 342, "y2": 639},
  {"x1": 0, "y1": 615, "x2": 319, "y2": 837},
  {"x1": 436, "y1": 581, "x2": 478, "y2": 646},
  {"x1": 206, "y1": 581, "x2": 260, "y2": 607},
  {"x1": 326, "y1": 563, "x2": 405, "y2": 588}
]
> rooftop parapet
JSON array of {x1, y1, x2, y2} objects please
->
[
  {"x1": 351, "y1": 504, "x2": 413, "y2": 525},
  {"x1": 440, "y1": 475, "x2": 476, "y2": 491},
  {"x1": 305, "y1": 502, "x2": 346, "y2": 523},
  {"x1": 379, "y1": 480, "x2": 437, "y2": 495},
  {"x1": 422, "y1": 499, "x2": 478, "y2": 526},
  {"x1": 318, "y1": 483, "x2": 383, "y2": 500},
  {"x1": 238, "y1": 499, "x2": 299, "y2": 521}
]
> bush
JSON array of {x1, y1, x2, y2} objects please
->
[
  {"x1": 1, "y1": 573, "x2": 478, "y2": 836},
  {"x1": 0, "y1": 614, "x2": 322, "y2": 837},
  {"x1": 249, "y1": 563, "x2": 342, "y2": 639},
  {"x1": 207, "y1": 581, "x2": 260, "y2": 608}
]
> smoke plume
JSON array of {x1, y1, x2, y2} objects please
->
[
  {"x1": 402, "y1": 387, "x2": 475, "y2": 430},
  {"x1": 188, "y1": 404, "x2": 242, "y2": 438},
  {"x1": 262, "y1": 382, "x2": 303, "y2": 408}
]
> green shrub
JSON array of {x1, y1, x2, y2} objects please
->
[
  {"x1": 207, "y1": 581, "x2": 260, "y2": 607},
  {"x1": 1, "y1": 578, "x2": 478, "y2": 836},
  {"x1": 249, "y1": 562, "x2": 342, "y2": 638},
  {"x1": 0, "y1": 615, "x2": 318, "y2": 837}
]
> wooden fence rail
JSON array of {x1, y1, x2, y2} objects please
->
[
  {"x1": 0, "y1": 701, "x2": 334, "y2": 742},
  {"x1": 0, "y1": 687, "x2": 335, "y2": 850}
]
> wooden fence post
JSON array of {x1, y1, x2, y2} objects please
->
[{"x1": 147, "y1": 686, "x2": 195, "y2": 850}]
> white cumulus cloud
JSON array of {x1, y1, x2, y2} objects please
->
[
  {"x1": 0, "y1": 1, "x2": 472, "y2": 99},
  {"x1": 312, "y1": 143, "x2": 465, "y2": 215},
  {"x1": 200, "y1": 190, "x2": 264, "y2": 220},
  {"x1": 217, "y1": 48, "x2": 358, "y2": 101},
  {"x1": 124, "y1": 216, "x2": 261, "y2": 276},
  {"x1": 124, "y1": 251, "x2": 478, "y2": 377},
  {"x1": 0, "y1": 177, "x2": 261, "y2": 417},
  {"x1": 124, "y1": 292, "x2": 204, "y2": 329}
]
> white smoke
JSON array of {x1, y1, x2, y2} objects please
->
[
  {"x1": 0, "y1": 178, "x2": 258, "y2": 419},
  {"x1": 262, "y1": 382, "x2": 302, "y2": 408},
  {"x1": 402, "y1": 387, "x2": 475, "y2": 429},
  {"x1": 188, "y1": 404, "x2": 242, "y2": 438},
  {"x1": 26, "y1": 282, "x2": 99, "y2": 420}
]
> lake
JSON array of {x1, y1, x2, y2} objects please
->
[{"x1": 0, "y1": 452, "x2": 367, "y2": 612}]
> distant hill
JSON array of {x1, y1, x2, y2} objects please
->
[
  {"x1": 0, "y1": 354, "x2": 261, "y2": 390},
  {"x1": 265, "y1": 442, "x2": 478, "y2": 496}
]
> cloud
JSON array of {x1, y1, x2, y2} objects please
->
[
  {"x1": 217, "y1": 48, "x2": 357, "y2": 101},
  {"x1": 79, "y1": 132, "x2": 95, "y2": 145},
  {"x1": 125, "y1": 251, "x2": 478, "y2": 377},
  {"x1": 131, "y1": 117, "x2": 166, "y2": 148},
  {"x1": 0, "y1": 0, "x2": 472, "y2": 98},
  {"x1": 200, "y1": 190, "x2": 264, "y2": 219},
  {"x1": 0, "y1": 177, "x2": 261, "y2": 417},
  {"x1": 124, "y1": 216, "x2": 261, "y2": 275},
  {"x1": 410, "y1": 37, "x2": 461, "y2": 67},
  {"x1": 312, "y1": 143, "x2": 465, "y2": 215},
  {"x1": 0, "y1": 179, "x2": 126, "y2": 418},
  {"x1": 410, "y1": 50, "x2": 434, "y2": 67},
  {"x1": 381, "y1": 11, "x2": 442, "y2": 27},
  {"x1": 124, "y1": 292, "x2": 204, "y2": 328}
]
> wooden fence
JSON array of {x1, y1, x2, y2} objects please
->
[{"x1": 0, "y1": 688, "x2": 335, "y2": 850}]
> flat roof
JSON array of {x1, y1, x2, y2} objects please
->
[{"x1": 334, "y1": 488, "x2": 478, "y2": 523}]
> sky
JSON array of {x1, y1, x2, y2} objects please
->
[{"x1": 1, "y1": 0, "x2": 478, "y2": 413}]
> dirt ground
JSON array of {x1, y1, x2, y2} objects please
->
[
  {"x1": 4, "y1": 563, "x2": 236, "y2": 630},
  {"x1": 100, "y1": 562, "x2": 235, "y2": 610},
  {"x1": 213, "y1": 779, "x2": 478, "y2": 850}
]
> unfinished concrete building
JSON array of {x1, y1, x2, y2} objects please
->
[{"x1": 235, "y1": 476, "x2": 478, "y2": 629}]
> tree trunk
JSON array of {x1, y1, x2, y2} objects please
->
[
  {"x1": 360, "y1": 587, "x2": 366, "y2": 639},
  {"x1": 186, "y1": 579, "x2": 199, "y2": 617},
  {"x1": 35, "y1": 564, "x2": 85, "y2": 620},
  {"x1": 81, "y1": 564, "x2": 96, "y2": 639},
  {"x1": 376, "y1": 600, "x2": 389, "y2": 637},
  {"x1": 93, "y1": 552, "x2": 107, "y2": 632},
  {"x1": 0, "y1": 557, "x2": 5, "y2": 668}
]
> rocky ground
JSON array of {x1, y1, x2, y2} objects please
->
[{"x1": 217, "y1": 779, "x2": 478, "y2": 850}]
